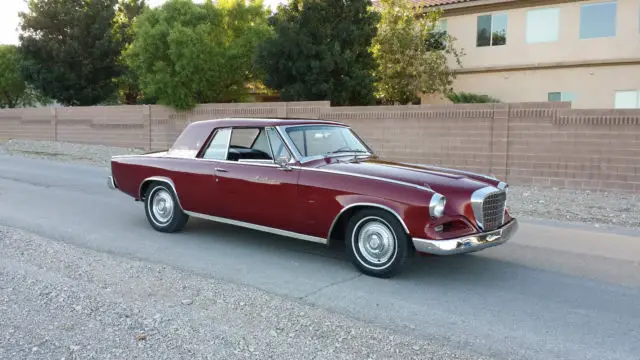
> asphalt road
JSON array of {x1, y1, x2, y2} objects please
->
[{"x1": 1, "y1": 154, "x2": 639, "y2": 360}]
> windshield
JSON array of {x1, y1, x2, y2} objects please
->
[{"x1": 283, "y1": 125, "x2": 371, "y2": 158}]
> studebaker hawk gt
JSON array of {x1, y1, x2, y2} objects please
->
[{"x1": 107, "y1": 117, "x2": 518, "y2": 278}]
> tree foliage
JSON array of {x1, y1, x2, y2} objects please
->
[
  {"x1": 0, "y1": 45, "x2": 53, "y2": 109},
  {"x1": 0, "y1": 45, "x2": 27, "y2": 109},
  {"x1": 371, "y1": 0, "x2": 464, "y2": 104},
  {"x1": 255, "y1": 0, "x2": 380, "y2": 106},
  {"x1": 124, "y1": 0, "x2": 271, "y2": 110},
  {"x1": 446, "y1": 91, "x2": 500, "y2": 103},
  {"x1": 113, "y1": 0, "x2": 148, "y2": 105},
  {"x1": 18, "y1": 0, "x2": 124, "y2": 106}
]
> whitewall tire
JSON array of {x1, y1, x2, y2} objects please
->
[
  {"x1": 144, "y1": 182, "x2": 189, "y2": 233},
  {"x1": 345, "y1": 208, "x2": 410, "y2": 278}
]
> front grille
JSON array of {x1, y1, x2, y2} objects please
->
[{"x1": 482, "y1": 191, "x2": 506, "y2": 231}]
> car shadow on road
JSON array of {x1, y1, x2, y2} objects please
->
[{"x1": 181, "y1": 217, "x2": 517, "y2": 285}]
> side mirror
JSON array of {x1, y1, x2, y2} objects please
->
[{"x1": 276, "y1": 155, "x2": 292, "y2": 170}]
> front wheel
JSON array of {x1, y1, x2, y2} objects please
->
[
  {"x1": 144, "y1": 182, "x2": 189, "y2": 233},
  {"x1": 345, "y1": 209, "x2": 411, "y2": 278}
]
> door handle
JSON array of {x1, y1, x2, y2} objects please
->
[{"x1": 215, "y1": 167, "x2": 228, "y2": 172}]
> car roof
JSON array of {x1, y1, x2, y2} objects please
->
[
  {"x1": 191, "y1": 117, "x2": 347, "y2": 128},
  {"x1": 167, "y1": 117, "x2": 349, "y2": 157}
]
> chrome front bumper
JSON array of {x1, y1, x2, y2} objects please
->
[
  {"x1": 107, "y1": 176, "x2": 116, "y2": 190},
  {"x1": 412, "y1": 219, "x2": 518, "y2": 255}
]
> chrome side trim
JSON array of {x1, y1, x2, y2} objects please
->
[
  {"x1": 470, "y1": 186, "x2": 501, "y2": 231},
  {"x1": 327, "y1": 202, "x2": 411, "y2": 241},
  {"x1": 290, "y1": 166, "x2": 434, "y2": 193},
  {"x1": 138, "y1": 176, "x2": 185, "y2": 211},
  {"x1": 413, "y1": 219, "x2": 518, "y2": 255},
  {"x1": 110, "y1": 155, "x2": 431, "y2": 193},
  {"x1": 111, "y1": 154, "x2": 144, "y2": 159},
  {"x1": 107, "y1": 176, "x2": 116, "y2": 190},
  {"x1": 184, "y1": 210, "x2": 328, "y2": 245}
]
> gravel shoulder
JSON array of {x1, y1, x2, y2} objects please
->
[
  {"x1": 0, "y1": 225, "x2": 488, "y2": 360},
  {"x1": 1, "y1": 139, "x2": 638, "y2": 231}
]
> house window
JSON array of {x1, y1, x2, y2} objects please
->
[
  {"x1": 526, "y1": 8, "x2": 560, "y2": 43},
  {"x1": 548, "y1": 92, "x2": 575, "y2": 102},
  {"x1": 426, "y1": 19, "x2": 448, "y2": 51},
  {"x1": 614, "y1": 90, "x2": 639, "y2": 108},
  {"x1": 476, "y1": 13, "x2": 507, "y2": 47},
  {"x1": 580, "y1": 1, "x2": 617, "y2": 39}
]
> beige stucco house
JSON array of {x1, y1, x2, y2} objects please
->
[{"x1": 421, "y1": 0, "x2": 640, "y2": 108}]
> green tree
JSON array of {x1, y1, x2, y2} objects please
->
[
  {"x1": 254, "y1": 0, "x2": 380, "y2": 106},
  {"x1": 18, "y1": 0, "x2": 123, "y2": 106},
  {"x1": 0, "y1": 44, "x2": 53, "y2": 108},
  {"x1": 124, "y1": 0, "x2": 271, "y2": 110},
  {"x1": 371, "y1": 0, "x2": 464, "y2": 105},
  {"x1": 113, "y1": 0, "x2": 148, "y2": 105},
  {"x1": 0, "y1": 45, "x2": 27, "y2": 109}
]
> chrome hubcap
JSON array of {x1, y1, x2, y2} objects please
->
[
  {"x1": 357, "y1": 220, "x2": 395, "y2": 264},
  {"x1": 151, "y1": 189, "x2": 174, "y2": 224}
]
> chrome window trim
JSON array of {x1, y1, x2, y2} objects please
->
[
  {"x1": 184, "y1": 210, "x2": 328, "y2": 245},
  {"x1": 200, "y1": 127, "x2": 233, "y2": 161},
  {"x1": 138, "y1": 176, "x2": 185, "y2": 210},
  {"x1": 223, "y1": 127, "x2": 233, "y2": 160},
  {"x1": 264, "y1": 126, "x2": 276, "y2": 161},
  {"x1": 200, "y1": 158, "x2": 281, "y2": 168},
  {"x1": 266, "y1": 126, "x2": 295, "y2": 164},
  {"x1": 275, "y1": 125, "x2": 304, "y2": 162}
]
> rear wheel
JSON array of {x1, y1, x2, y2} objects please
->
[
  {"x1": 345, "y1": 208, "x2": 410, "y2": 278},
  {"x1": 144, "y1": 182, "x2": 189, "y2": 233}
]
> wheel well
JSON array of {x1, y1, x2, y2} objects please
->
[
  {"x1": 328, "y1": 205, "x2": 411, "y2": 246},
  {"x1": 139, "y1": 180, "x2": 155, "y2": 200}
]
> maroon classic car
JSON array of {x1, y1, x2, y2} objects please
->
[{"x1": 108, "y1": 117, "x2": 518, "y2": 278}]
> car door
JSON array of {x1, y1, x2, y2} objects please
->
[{"x1": 210, "y1": 126, "x2": 301, "y2": 233}]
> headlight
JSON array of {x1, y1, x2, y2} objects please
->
[{"x1": 429, "y1": 193, "x2": 446, "y2": 218}]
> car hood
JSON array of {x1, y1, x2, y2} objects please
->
[{"x1": 314, "y1": 158, "x2": 499, "y2": 196}]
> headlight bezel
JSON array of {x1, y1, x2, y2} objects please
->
[{"x1": 429, "y1": 193, "x2": 446, "y2": 218}]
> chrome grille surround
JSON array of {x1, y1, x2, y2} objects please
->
[{"x1": 470, "y1": 185, "x2": 507, "y2": 231}]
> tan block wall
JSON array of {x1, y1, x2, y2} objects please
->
[{"x1": 1, "y1": 100, "x2": 639, "y2": 193}]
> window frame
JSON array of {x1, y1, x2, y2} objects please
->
[
  {"x1": 476, "y1": 13, "x2": 508, "y2": 47},
  {"x1": 579, "y1": 1, "x2": 617, "y2": 40},
  {"x1": 547, "y1": 91, "x2": 576, "y2": 103},
  {"x1": 525, "y1": 7, "x2": 560, "y2": 44},
  {"x1": 199, "y1": 125, "x2": 296, "y2": 164},
  {"x1": 613, "y1": 90, "x2": 640, "y2": 109},
  {"x1": 200, "y1": 127, "x2": 232, "y2": 161},
  {"x1": 426, "y1": 18, "x2": 449, "y2": 51}
]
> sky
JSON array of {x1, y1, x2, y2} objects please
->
[{"x1": 0, "y1": 0, "x2": 284, "y2": 45}]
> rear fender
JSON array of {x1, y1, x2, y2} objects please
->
[{"x1": 138, "y1": 176, "x2": 185, "y2": 211}]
